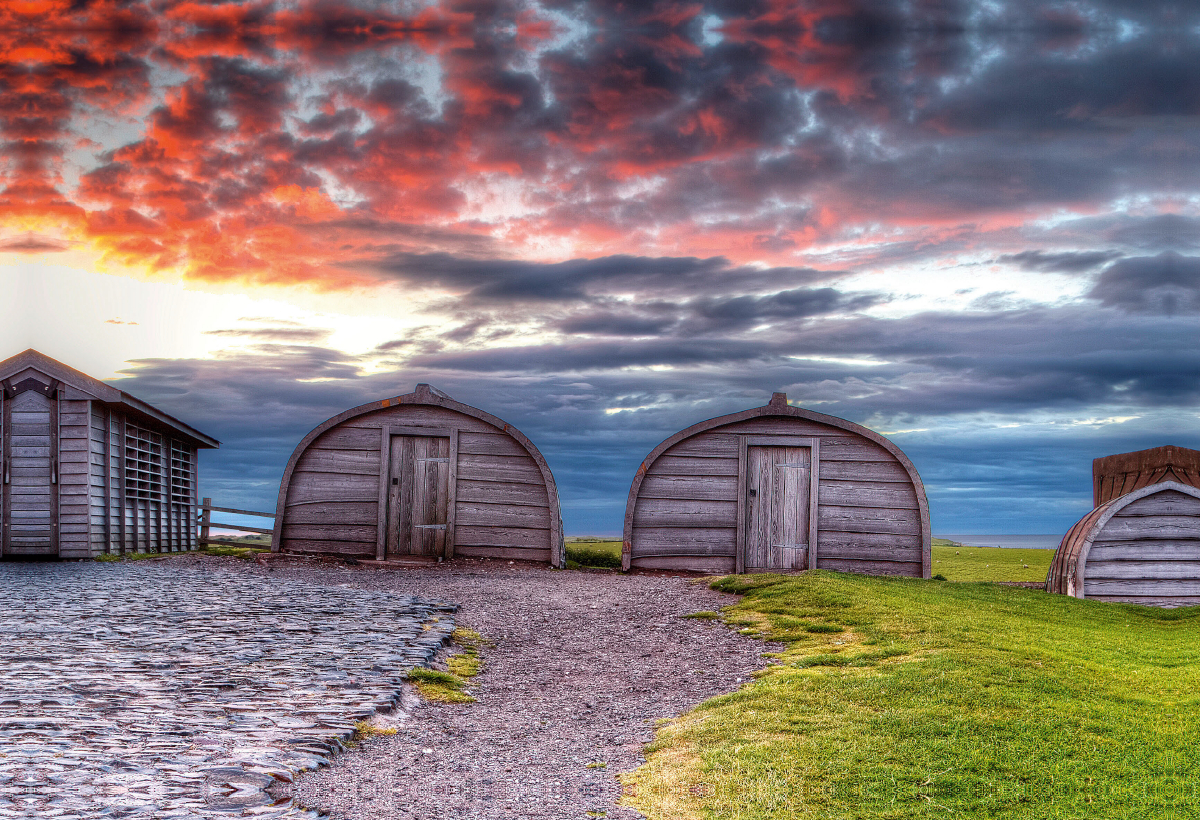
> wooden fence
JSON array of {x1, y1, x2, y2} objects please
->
[{"x1": 198, "y1": 498, "x2": 275, "y2": 548}]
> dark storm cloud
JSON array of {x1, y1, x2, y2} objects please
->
[
  {"x1": 549, "y1": 285, "x2": 881, "y2": 337},
  {"x1": 998, "y1": 250, "x2": 1121, "y2": 274},
  {"x1": 686, "y1": 288, "x2": 883, "y2": 330},
  {"x1": 410, "y1": 305, "x2": 1200, "y2": 418},
  {"x1": 1087, "y1": 252, "x2": 1200, "y2": 313},
  {"x1": 1104, "y1": 215, "x2": 1200, "y2": 252},
  {"x1": 556, "y1": 311, "x2": 677, "y2": 337},
  {"x1": 372, "y1": 252, "x2": 845, "y2": 305},
  {"x1": 412, "y1": 339, "x2": 773, "y2": 372}
]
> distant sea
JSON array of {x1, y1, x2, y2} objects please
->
[{"x1": 938, "y1": 534, "x2": 1061, "y2": 550}]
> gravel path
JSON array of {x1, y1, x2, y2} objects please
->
[{"x1": 263, "y1": 557, "x2": 774, "y2": 819}]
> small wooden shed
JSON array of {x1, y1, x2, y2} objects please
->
[
  {"x1": 1092, "y1": 445, "x2": 1200, "y2": 506},
  {"x1": 272, "y1": 384, "x2": 564, "y2": 566},
  {"x1": 622, "y1": 393, "x2": 930, "y2": 576},
  {"x1": 0, "y1": 349, "x2": 219, "y2": 559},
  {"x1": 1047, "y1": 481, "x2": 1200, "y2": 607}
]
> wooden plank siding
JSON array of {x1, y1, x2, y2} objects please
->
[
  {"x1": 274, "y1": 385, "x2": 564, "y2": 566},
  {"x1": 89, "y1": 405, "x2": 108, "y2": 555},
  {"x1": 56, "y1": 398, "x2": 92, "y2": 558},
  {"x1": 624, "y1": 394, "x2": 931, "y2": 577},
  {"x1": 5, "y1": 390, "x2": 55, "y2": 556},
  {"x1": 1049, "y1": 482, "x2": 1200, "y2": 607}
]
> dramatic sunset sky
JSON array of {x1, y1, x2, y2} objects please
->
[{"x1": 2, "y1": 0, "x2": 1196, "y2": 534}]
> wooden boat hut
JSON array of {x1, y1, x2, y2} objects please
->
[
  {"x1": 272, "y1": 384, "x2": 565, "y2": 566},
  {"x1": 622, "y1": 392, "x2": 930, "y2": 576},
  {"x1": 1048, "y1": 445, "x2": 1200, "y2": 607},
  {"x1": 0, "y1": 349, "x2": 218, "y2": 559}
]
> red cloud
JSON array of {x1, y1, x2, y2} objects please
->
[{"x1": 0, "y1": 1, "x2": 1157, "y2": 284}]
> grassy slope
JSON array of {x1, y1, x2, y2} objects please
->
[
  {"x1": 566, "y1": 538, "x2": 1058, "y2": 584},
  {"x1": 624, "y1": 572, "x2": 1200, "y2": 819}
]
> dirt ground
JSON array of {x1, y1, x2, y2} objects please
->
[{"x1": 252, "y1": 556, "x2": 773, "y2": 819}]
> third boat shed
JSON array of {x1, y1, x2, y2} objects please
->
[{"x1": 623, "y1": 393, "x2": 930, "y2": 576}]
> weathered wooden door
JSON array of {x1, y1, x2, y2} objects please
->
[
  {"x1": 2, "y1": 388, "x2": 58, "y2": 557},
  {"x1": 386, "y1": 435, "x2": 451, "y2": 558},
  {"x1": 744, "y1": 444, "x2": 812, "y2": 571}
]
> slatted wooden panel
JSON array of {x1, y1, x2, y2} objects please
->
[
  {"x1": 1095, "y1": 468, "x2": 1198, "y2": 508},
  {"x1": 117, "y1": 418, "x2": 190, "y2": 555},
  {"x1": 1093, "y1": 446, "x2": 1200, "y2": 506},
  {"x1": 629, "y1": 414, "x2": 925, "y2": 575},
  {"x1": 108, "y1": 411, "x2": 124, "y2": 554},
  {"x1": 168, "y1": 439, "x2": 196, "y2": 552},
  {"x1": 281, "y1": 426, "x2": 382, "y2": 557},
  {"x1": 6, "y1": 390, "x2": 54, "y2": 555},
  {"x1": 1083, "y1": 490, "x2": 1200, "y2": 606},
  {"x1": 279, "y1": 407, "x2": 555, "y2": 561},
  {"x1": 89, "y1": 405, "x2": 109, "y2": 556},
  {"x1": 744, "y1": 445, "x2": 810, "y2": 571},
  {"x1": 386, "y1": 435, "x2": 451, "y2": 558},
  {"x1": 57, "y1": 398, "x2": 92, "y2": 558}
]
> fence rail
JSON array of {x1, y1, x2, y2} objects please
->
[{"x1": 199, "y1": 498, "x2": 276, "y2": 548}]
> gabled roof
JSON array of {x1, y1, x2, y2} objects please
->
[{"x1": 0, "y1": 349, "x2": 218, "y2": 449}]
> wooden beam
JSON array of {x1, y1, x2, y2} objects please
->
[
  {"x1": 735, "y1": 435, "x2": 748, "y2": 574},
  {"x1": 375, "y1": 427, "x2": 389, "y2": 561},
  {"x1": 445, "y1": 427, "x2": 459, "y2": 560},
  {"x1": 117, "y1": 413, "x2": 127, "y2": 555},
  {"x1": 202, "y1": 504, "x2": 277, "y2": 518},
  {"x1": 200, "y1": 497, "x2": 211, "y2": 546},
  {"x1": 206, "y1": 520, "x2": 274, "y2": 535}
]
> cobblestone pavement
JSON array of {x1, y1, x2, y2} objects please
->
[{"x1": 0, "y1": 560, "x2": 455, "y2": 819}]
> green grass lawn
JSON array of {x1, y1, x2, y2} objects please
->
[
  {"x1": 624, "y1": 572, "x2": 1200, "y2": 819},
  {"x1": 932, "y1": 538, "x2": 1054, "y2": 583},
  {"x1": 565, "y1": 537, "x2": 622, "y2": 568},
  {"x1": 565, "y1": 537, "x2": 1056, "y2": 584}
]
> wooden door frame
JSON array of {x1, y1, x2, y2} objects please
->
[
  {"x1": 736, "y1": 435, "x2": 820, "y2": 573},
  {"x1": 375, "y1": 425, "x2": 459, "y2": 561},
  {"x1": 1, "y1": 390, "x2": 7, "y2": 557}
]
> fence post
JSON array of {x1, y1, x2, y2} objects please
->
[{"x1": 200, "y1": 498, "x2": 211, "y2": 547}]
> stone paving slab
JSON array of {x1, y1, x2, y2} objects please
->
[{"x1": 0, "y1": 561, "x2": 455, "y2": 819}]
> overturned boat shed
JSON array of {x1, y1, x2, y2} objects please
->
[
  {"x1": 273, "y1": 384, "x2": 564, "y2": 566},
  {"x1": 1049, "y1": 444, "x2": 1200, "y2": 607},
  {"x1": 623, "y1": 393, "x2": 931, "y2": 576}
]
